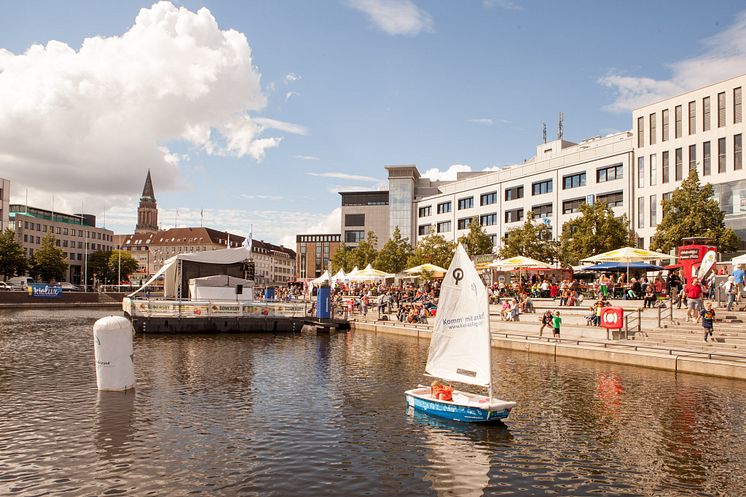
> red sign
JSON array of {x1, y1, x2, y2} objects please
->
[{"x1": 600, "y1": 307, "x2": 624, "y2": 329}]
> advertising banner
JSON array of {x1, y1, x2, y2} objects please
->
[{"x1": 31, "y1": 284, "x2": 62, "y2": 298}]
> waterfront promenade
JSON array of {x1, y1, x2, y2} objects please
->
[{"x1": 350, "y1": 300, "x2": 746, "y2": 381}]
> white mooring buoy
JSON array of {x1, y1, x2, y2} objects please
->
[{"x1": 93, "y1": 316, "x2": 135, "y2": 391}]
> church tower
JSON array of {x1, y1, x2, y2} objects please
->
[{"x1": 135, "y1": 170, "x2": 159, "y2": 234}]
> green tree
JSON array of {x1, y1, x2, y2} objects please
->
[
  {"x1": 108, "y1": 250, "x2": 139, "y2": 282},
  {"x1": 30, "y1": 233, "x2": 68, "y2": 282},
  {"x1": 500, "y1": 211, "x2": 558, "y2": 263},
  {"x1": 0, "y1": 228, "x2": 29, "y2": 279},
  {"x1": 88, "y1": 250, "x2": 114, "y2": 284},
  {"x1": 375, "y1": 226, "x2": 413, "y2": 273},
  {"x1": 407, "y1": 230, "x2": 456, "y2": 269},
  {"x1": 558, "y1": 201, "x2": 630, "y2": 266},
  {"x1": 651, "y1": 169, "x2": 740, "y2": 253},
  {"x1": 331, "y1": 242, "x2": 353, "y2": 272},
  {"x1": 348, "y1": 231, "x2": 379, "y2": 269},
  {"x1": 458, "y1": 217, "x2": 494, "y2": 257}
]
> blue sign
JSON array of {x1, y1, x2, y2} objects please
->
[{"x1": 31, "y1": 284, "x2": 63, "y2": 298}]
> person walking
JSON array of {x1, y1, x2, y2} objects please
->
[
  {"x1": 684, "y1": 277, "x2": 703, "y2": 322},
  {"x1": 552, "y1": 311, "x2": 562, "y2": 340},
  {"x1": 722, "y1": 276, "x2": 737, "y2": 311},
  {"x1": 733, "y1": 265, "x2": 745, "y2": 303},
  {"x1": 700, "y1": 302, "x2": 716, "y2": 342},
  {"x1": 539, "y1": 310, "x2": 553, "y2": 337}
]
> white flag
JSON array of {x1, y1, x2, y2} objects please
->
[{"x1": 243, "y1": 229, "x2": 253, "y2": 252}]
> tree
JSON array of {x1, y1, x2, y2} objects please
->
[
  {"x1": 558, "y1": 201, "x2": 630, "y2": 267},
  {"x1": 108, "y1": 250, "x2": 139, "y2": 282},
  {"x1": 348, "y1": 231, "x2": 379, "y2": 269},
  {"x1": 0, "y1": 228, "x2": 28, "y2": 280},
  {"x1": 375, "y1": 226, "x2": 413, "y2": 273},
  {"x1": 331, "y1": 242, "x2": 353, "y2": 272},
  {"x1": 458, "y1": 217, "x2": 494, "y2": 257},
  {"x1": 407, "y1": 230, "x2": 456, "y2": 269},
  {"x1": 88, "y1": 250, "x2": 114, "y2": 285},
  {"x1": 30, "y1": 233, "x2": 67, "y2": 282},
  {"x1": 500, "y1": 211, "x2": 558, "y2": 263},
  {"x1": 651, "y1": 169, "x2": 740, "y2": 253}
]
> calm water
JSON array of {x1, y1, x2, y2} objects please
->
[{"x1": 1, "y1": 309, "x2": 745, "y2": 496}]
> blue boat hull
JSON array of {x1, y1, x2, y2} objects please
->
[{"x1": 405, "y1": 392, "x2": 512, "y2": 423}]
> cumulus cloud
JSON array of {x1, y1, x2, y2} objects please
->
[
  {"x1": 0, "y1": 1, "x2": 300, "y2": 208},
  {"x1": 279, "y1": 207, "x2": 341, "y2": 248},
  {"x1": 348, "y1": 0, "x2": 433, "y2": 36},
  {"x1": 421, "y1": 164, "x2": 472, "y2": 181},
  {"x1": 285, "y1": 72, "x2": 301, "y2": 82},
  {"x1": 600, "y1": 10, "x2": 746, "y2": 112},
  {"x1": 307, "y1": 172, "x2": 380, "y2": 182}
]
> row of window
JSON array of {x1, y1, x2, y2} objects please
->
[
  {"x1": 638, "y1": 134, "x2": 743, "y2": 187},
  {"x1": 637, "y1": 86, "x2": 742, "y2": 147},
  {"x1": 18, "y1": 220, "x2": 111, "y2": 241},
  {"x1": 21, "y1": 233, "x2": 109, "y2": 251}
]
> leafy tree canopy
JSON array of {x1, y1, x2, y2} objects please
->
[
  {"x1": 500, "y1": 210, "x2": 558, "y2": 263},
  {"x1": 108, "y1": 250, "x2": 139, "y2": 282},
  {"x1": 89, "y1": 250, "x2": 114, "y2": 284},
  {"x1": 375, "y1": 226, "x2": 413, "y2": 274},
  {"x1": 30, "y1": 233, "x2": 68, "y2": 282},
  {"x1": 348, "y1": 231, "x2": 379, "y2": 270},
  {"x1": 0, "y1": 228, "x2": 28, "y2": 279},
  {"x1": 458, "y1": 217, "x2": 494, "y2": 257},
  {"x1": 651, "y1": 169, "x2": 739, "y2": 253},
  {"x1": 407, "y1": 230, "x2": 456, "y2": 269},
  {"x1": 558, "y1": 202, "x2": 631, "y2": 267}
]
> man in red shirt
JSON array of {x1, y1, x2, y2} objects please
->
[{"x1": 684, "y1": 277, "x2": 703, "y2": 322}]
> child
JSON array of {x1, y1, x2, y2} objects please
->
[
  {"x1": 552, "y1": 310, "x2": 562, "y2": 339},
  {"x1": 430, "y1": 380, "x2": 453, "y2": 401},
  {"x1": 700, "y1": 302, "x2": 716, "y2": 342},
  {"x1": 539, "y1": 310, "x2": 553, "y2": 336}
]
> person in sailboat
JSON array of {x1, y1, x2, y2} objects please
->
[{"x1": 430, "y1": 380, "x2": 453, "y2": 402}]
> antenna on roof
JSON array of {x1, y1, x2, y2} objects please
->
[
  {"x1": 542, "y1": 122, "x2": 547, "y2": 144},
  {"x1": 557, "y1": 112, "x2": 564, "y2": 140}
]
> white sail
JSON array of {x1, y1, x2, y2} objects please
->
[{"x1": 425, "y1": 244, "x2": 491, "y2": 387}]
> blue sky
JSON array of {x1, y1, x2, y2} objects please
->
[{"x1": 1, "y1": 0, "x2": 746, "y2": 247}]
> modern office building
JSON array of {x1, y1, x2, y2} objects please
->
[
  {"x1": 341, "y1": 74, "x2": 746, "y2": 254},
  {"x1": 0, "y1": 178, "x2": 9, "y2": 231},
  {"x1": 296, "y1": 233, "x2": 341, "y2": 278},
  {"x1": 9, "y1": 205, "x2": 114, "y2": 284},
  {"x1": 632, "y1": 74, "x2": 745, "y2": 247}
]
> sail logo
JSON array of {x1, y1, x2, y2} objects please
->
[{"x1": 452, "y1": 268, "x2": 464, "y2": 285}]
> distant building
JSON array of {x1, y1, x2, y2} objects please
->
[
  {"x1": 339, "y1": 190, "x2": 389, "y2": 249},
  {"x1": 135, "y1": 169, "x2": 159, "y2": 234},
  {"x1": 9, "y1": 205, "x2": 113, "y2": 284},
  {"x1": 0, "y1": 177, "x2": 9, "y2": 231},
  {"x1": 296, "y1": 234, "x2": 341, "y2": 278}
]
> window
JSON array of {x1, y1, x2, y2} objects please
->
[
  {"x1": 562, "y1": 198, "x2": 585, "y2": 214},
  {"x1": 504, "y1": 186, "x2": 524, "y2": 201},
  {"x1": 688, "y1": 101, "x2": 696, "y2": 135},
  {"x1": 437, "y1": 221, "x2": 451, "y2": 233},
  {"x1": 457, "y1": 218, "x2": 472, "y2": 230},
  {"x1": 597, "y1": 191, "x2": 623, "y2": 208},
  {"x1": 418, "y1": 225, "x2": 430, "y2": 236},
  {"x1": 637, "y1": 156, "x2": 645, "y2": 188},
  {"x1": 504, "y1": 209, "x2": 523, "y2": 223},
  {"x1": 662, "y1": 151, "x2": 670, "y2": 184},
  {"x1": 563, "y1": 172, "x2": 586, "y2": 189},
  {"x1": 490, "y1": 234, "x2": 498, "y2": 246},
  {"x1": 673, "y1": 148, "x2": 684, "y2": 181},
  {"x1": 35, "y1": 236, "x2": 40, "y2": 244},
  {"x1": 735, "y1": 87, "x2": 743, "y2": 124},
  {"x1": 650, "y1": 195, "x2": 657, "y2": 226},
  {"x1": 437, "y1": 202, "x2": 451, "y2": 214},
  {"x1": 718, "y1": 92, "x2": 726, "y2": 127},
  {"x1": 688, "y1": 145, "x2": 696, "y2": 174},
  {"x1": 703, "y1": 96, "x2": 711, "y2": 131},
  {"x1": 418, "y1": 206, "x2": 431, "y2": 218},
  {"x1": 735, "y1": 134, "x2": 743, "y2": 171},
  {"x1": 344, "y1": 230, "x2": 364, "y2": 243},
  {"x1": 649, "y1": 113, "x2": 657, "y2": 145},
  {"x1": 637, "y1": 197, "x2": 644, "y2": 229},
  {"x1": 637, "y1": 116, "x2": 644, "y2": 147},
  {"x1": 662, "y1": 108, "x2": 669, "y2": 142},
  {"x1": 703, "y1": 141, "x2": 711, "y2": 175},
  {"x1": 718, "y1": 137, "x2": 726, "y2": 173},
  {"x1": 675, "y1": 105, "x2": 682, "y2": 138},
  {"x1": 344, "y1": 214, "x2": 365, "y2": 226},
  {"x1": 532, "y1": 179, "x2": 552, "y2": 195},
  {"x1": 649, "y1": 154, "x2": 657, "y2": 186},
  {"x1": 597, "y1": 163, "x2": 623, "y2": 183},
  {"x1": 480, "y1": 191, "x2": 497, "y2": 206},
  {"x1": 532, "y1": 203, "x2": 553, "y2": 218},
  {"x1": 479, "y1": 213, "x2": 497, "y2": 226},
  {"x1": 457, "y1": 197, "x2": 473, "y2": 210}
]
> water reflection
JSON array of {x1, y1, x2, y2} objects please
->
[
  {"x1": 95, "y1": 390, "x2": 136, "y2": 462},
  {"x1": 409, "y1": 409, "x2": 512, "y2": 497}
]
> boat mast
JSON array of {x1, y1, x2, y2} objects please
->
[{"x1": 487, "y1": 292, "x2": 493, "y2": 401}]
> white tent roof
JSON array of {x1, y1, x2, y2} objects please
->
[
  {"x1": 189, "y1": 274, "x2": 254, "y2": 288},
  {"x1": 311, "y1": 270, "x2": 331, "y2": 286}
]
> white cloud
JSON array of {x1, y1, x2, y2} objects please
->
[
  {"x1": 295, "y1": 155, "x2": 320, "y2": 161},
  {"x1": 285, "y1": 91, "x2": 300, "y2": 101},
  {"x1": 308, "y1": 172, "x2": 380, "y2": 182},
  {"x1": 285, "y1": 72, "x2": 301, "y2": 82},
  {"x1": 469, "y1": 118, "x2": 494, "y2": 126},
  {"x1": 239, "y1": 194, "x2": 284, "y2": 200},
  {"x1": 600, "y1": 11, "x2": 746, "y2": 112},
  {"x1": 348, "y1": 0, "x2": 433, "y2": 36},
  {"x1": 279, "y1": 207, "x2": 341, "y2": 248},
  {"x1": 482, "y1": 0, "x2": 523, "y2": 11},
  {"x1": 421, "y1": 164, "x2": 472, "y2": 181},
  {"x1": 0, "y1": 1, "x2": 294, "y2": 211}
]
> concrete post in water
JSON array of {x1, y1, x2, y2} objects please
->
[{"x1": 94, "y1": 316, "x2": 135, "y2": 391}]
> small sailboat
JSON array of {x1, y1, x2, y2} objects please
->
[{"x1": 405, "y1": 244, "x2": 516, "y2": 422}]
